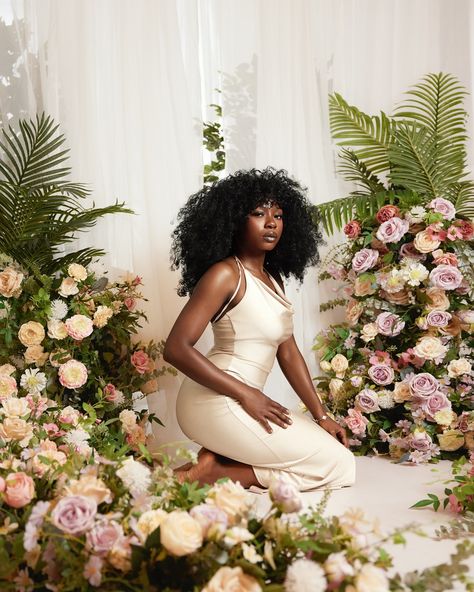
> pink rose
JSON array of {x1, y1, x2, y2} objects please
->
[
  {"x1": 426, "y1": 222, "x2": 447, "y2": 242},
  {"x1": 103, "y1": 383, "x2": 117, "y2": 401},
  {"x1": 428, "y1": 197, "x2": 456, "y2": 220},
  {"x1": 4, "y1": 472, "x2": 35, "y2": 508},
  {"x1": 355, "y1": 388, "x2": 380, "y2": 413},
  {"x1": 421, "y1": 392, "x2": 451, "y2": 420},
  {"x1": 409, "y1": 431, "x2": 433, "y2": 451},
  {"x1": 368, "y1": 364, "x2": 394, "y2": 386},
  {"x1": 343, "y1": 220, "x2": 362, "y2": 239},
  {"x1": 86, "y1": 520, "x2": 123, "y2": 556},
  {"x1": 376, "y1": 205, "x2": 400, "y2": 223},
  {"x1": 432, "y1": 251, "x2": 458, "y2": 266},
  {"x1": 375, "y1": 312, "x2": 405, "y2": 336},
  {"x1": 399, "y1": 242, "x2": 426, "y2": 260},
  {"x1": 429, "y1": 265, "x2": 463, "y2": 290},
  {"x1": 446, "y1": 226, "x2": 463, "y2": 241},
  {"x1": 269, "y1": 478, "x2": 303, "y2": 513},
  {"x1": 131, "y1": 351, "x2": 152, "y2": 375},
  {"x1": 345, "y1": 408, "x2": 369, "y2": 436},
  {"x1": 375, "y1": 217, "x2": 409, "y2": 243},
  {"x1": 58, "y1": 360, "x2": 88, "y2": 389},
  {"x1": 51, "y1": 495, "x2": 97, "y2": 534},
  {"x1": 409, "y1": 373, "x2": 439, "y2": 398},
  {"x1": 351, "y1": 249, "x2": 379, "y2": 273},
  {"x1": 124, "y1": 297, "x2": 136, "y2": 311},
  {"x1": 426, "y1": 310, "x2": 451, "y2": 328},
  {"x1": 369, "y1": 351, "x2": 392, "y2": 366},
  {"x1": 454, "y1": 219, "x2": 474, "y2": 240},
  {"x1": 398, "y1": 348, "x2": 425, "y2": 369}
]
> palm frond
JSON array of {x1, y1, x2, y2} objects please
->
[
  {"x1": 445, "y1": 181, "x2": 474, "y2": 219},
  {"x1": 394, "y1": 72, "x2": 468, "y2": 181},
  {"x1": 329, "y1": 93, "x2": 393, "y2": 174},
  {"x1": 337, "y1": 149, "x2": 386, "y2": 195}
]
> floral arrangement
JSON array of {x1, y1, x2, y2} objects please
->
[{"x1": 0, "y1": 256, "x2": 173, "y2": 429}]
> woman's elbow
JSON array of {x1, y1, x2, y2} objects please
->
[{"x1": 163, "y1": 338, "x2": 189, "y2": 366}]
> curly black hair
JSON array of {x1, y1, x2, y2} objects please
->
[{"x1": 171, "y1": 167, "x2": 323, "y2": 296}]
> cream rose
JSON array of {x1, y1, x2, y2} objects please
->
[
  {"x1": 67, "y1": 263, "x2": 88, "y2": 281},
  {"x1": 447, "y1": 358, "x2": 472, "y2": 378},
  {"x1": 355, "y1": 564, "x2": 389, "y2": 592},
  {"x1": 329, "y1": 378, "x2": 344, "y2": 397},
  {"x1": 0, "y1": 364, "x2": 16, "y2": 376},
  {"x1": 18, "y1": 321, "x2": 45, "y2": 347},
  {"x1": 360, "y1": 323, "x2": 378, "y2": 342},
  {"x1": 413, "y1": 336, "x2": 447, "y2": 361},
  {"x1": 437, "y1": 429, "x2": 464, "y2": 451},
  {"x1": 207, "y1": 480, "x2": 252, "y2": 524},
  {"x1": 319, "y1": 360, "x2": 332, "y2": 373},
  {"x1": 160, "y1": 511, "x2": 203, "y2": 556},
  {"x1": 202, "y1": 566, "x2": 262, "y2": 592},
  {"x1": 24, "y1": 345, "x2": 48, "y2": 366},
  {"x1": 135, "y1": 509, "x2": 168, "y2": 543},
  {"x1": 346, "y1": 300, "x2": 364, "y2": 326},
  {"x1": 424, "y1": 287, "x2": 450, "y2": 312},
  {"x1": 93, "y1": 305, "x2": 114, "y2": 328},
  {"x1": 0, "y1": 417, "x2": 33, "y2": 446},
  {"x1": 0, "y1": 374, "x2": 18, "y2": 400},
  {"x1": 393, "y1": 382, "x2": 411, "y2": 403},
  {"x1": 413, "y1": 230, "x2": 441, "y2": 253},
  {"x1": 47, "y1": 319, "x2": 68, "y2": 340},
  {"x1": 0, "y1": 267, "x2": 24, "y2": 298},
  {"x1": 58, "y1": 277, "x2": 79, "y2": 297},
  {"x1": 331, "y1": 354, "x2": 349, "y2": 378},
  {"x1": 119, "y1": 409, "x2": 137, "y2": 433},
  {"x1": 1, "y1": 397, "x2": 29, "y2": 418},
  {"x1": 63, "y1": 475, "x2": 113, "y2": 505}
]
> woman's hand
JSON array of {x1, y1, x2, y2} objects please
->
[
  {"x1": 240, "y1": 388, "x2": 292, "y2": 433},
  {"x1": 318, "y1": 417, "x2": 349, "y2": 447}
]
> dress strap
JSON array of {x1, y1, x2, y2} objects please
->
[{"x1": 212, "y1": 257, "x2": 243, "y2": 323}]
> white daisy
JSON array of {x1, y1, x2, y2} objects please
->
[
  {"x1": 20, "y1": 368, "x2": 47, "y2": 394},
  {"x1": 49, "y1": 299, "x2": 68, "y2": 320}
]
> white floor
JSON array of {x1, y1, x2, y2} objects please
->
[{"x1": 252, "y1": 456, "x2": 474, "y2": 586}]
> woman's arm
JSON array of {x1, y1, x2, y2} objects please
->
[
  {"x1": 276, "y1": 336, "x2": 348, "y2": 446},
  {"x1": 163, "y1": 260, "x2": 291, "y2": 433}
]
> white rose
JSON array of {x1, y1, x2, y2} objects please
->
[
  {"x1": 67, "y1": 263, "x2": 88, "y2": 282},
  {"x1": 319, "y1": 360, "x2": 332, "y2": 373},
  {"x1": 361, "y1": 323, "x2": 378, "y2": 342},
  {"x1": 119, "y1": 410, "x2": 137, "y2": 433},
  {"x1": 1, "y1": 397, "x2": 30, "y2": 418},
  {"x1": 331, "y1": 354, "x2": 349, "y2": 378},
  {"x1": 207, "y1": 481, "x2": 253, "y2": 524},
  {"x1": 58, "y1": 277, "x2": 79, "y2": 297},
  {"x1": 413, "y1": 336, "x2": 447, "y2": 361},
  {"x1": 135, "y1": 509, "x2": 167, "y2": 543},
  {"x1": 447, "y1": 358, "x2": 472, "y2": 378},
  {"x1": 355, "y1": 563, "x2": 389, "y2": 592},
  {"x1": 160, "y1": 511, "x2": 203, "y2": 556},
  {"x1": 329, "y1": 378, "x2": 344, "y2": 397},
  {"x1": 202, "y1": 566, "x2": 262, "y2": 592}
]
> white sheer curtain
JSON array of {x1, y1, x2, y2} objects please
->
[{"x1": 1, "y1": 0, "x2": 472, "y2": 449}]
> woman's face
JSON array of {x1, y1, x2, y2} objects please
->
[{"x1": 236, "y1": 202, "x2": 283, "y2": 253}]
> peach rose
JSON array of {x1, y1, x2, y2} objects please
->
[
  {"x1": 413, "y1": 336, "x2": 447, "y2": 361},
  {"x1": 93, "y1": 305, "x2": 113, "y2": 328},
  {"x1": 18, "y1": 321, "x2": 45, "y2": 347},
  {"x1": 67, "y1": 263, "x2": 88, "y2": 281},
  {"x1": 0, "y1": 417, "x2": 34, "y2": 446},
  {"x1": 64, "y1": 475, "x2": 113, "y2": 505},
  {"x1": 425, "y1": 287, "x2": 450, "y2": 312},
  {"x1": 346, "y1": 300, "x2": 364, "y2": 326},
  {"x1": 58, "y1": 277, "x2": 79, "y2": 297},
  {"x1": 354, "y1": 276, "x2": 376, "y2": 297},
  {"x1": 2, "y1": 396, "x2": 29, "y2": 417},
  {"x1": 24, "y1": 345, "x2": 48, "y2": 366},
  {"x1": 393, "y1": 382, "x2": 411, "y2": 403},
  {"x1": 413, "y1": 230, "x2": 441, "y2": 253},
  {"x1": 160, "y1": 511, "x2": 203, "y2": 556},
  {"x1": 0, "y1": 364, "x2": 16, "y2": 376},
  {"x1": 202, "y1": 567, "x2": 262, "y2": 592},
  {"x1": 0, "y1": 267, "x2": 24, "y2": 297},
  {"x1": 379, "y1": 288, "x2": 410, "y2": 305},
  {"x1": 4, "y1": 472, "x2": 35, "y2": 508},
  {"x1": 47, "y1": 319, "x2": 68, "y2": 340},
  {"x1": 0, "y1": 374, "x2": 18, "y2": 400}
]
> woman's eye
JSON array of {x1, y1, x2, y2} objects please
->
[{"x1": 275, "y1": 214, "x2": 283, "y2": 219}]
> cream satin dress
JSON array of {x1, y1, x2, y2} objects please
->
[{"x1": 176, "y1": 257, "x2": 355, "y2": 491}]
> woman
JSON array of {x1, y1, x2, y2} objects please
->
[{"x1": 164, "y1": 168, "x2": 355, "y2": 490}]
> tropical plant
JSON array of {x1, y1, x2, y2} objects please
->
[
  {"x1": 0, "y1": 114, "x2": 132, "y2": 275},
  {"x1": 317, "y1": 73, "x2": 474, "y2": 235},
  {"x1": 203, "y1": 97, "x2": 226, "y2": 185}
]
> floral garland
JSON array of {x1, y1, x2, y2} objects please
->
[{"x1": 314, "y1": 197, "x2": 474, "y2": 462}]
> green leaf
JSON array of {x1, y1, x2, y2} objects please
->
[
  {"x1": 82, "y1": 403, "x2": 96, "y2": 422},
  {"x1": 410, "y1": 499, "x2": 434, "y2": 508}
]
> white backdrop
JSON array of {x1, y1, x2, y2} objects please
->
[{"x1": 0, "y1": 0, "x2": 472, "y2": 449}]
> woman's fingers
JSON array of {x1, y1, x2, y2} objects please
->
[{"x1": 271, "y1": 403, "x2": 292, "y2": 424}]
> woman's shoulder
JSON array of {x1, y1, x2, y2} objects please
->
[{"x1": 194, "y1": 257, "x2": 239, "y2": 294}]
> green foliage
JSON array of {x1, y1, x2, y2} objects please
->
[
  {"x1": 0, "y1": 114, "x2": 132, "y2": 274},
  {"x1": 203, "y1": 99, "x2": 226, "y2": 185},
  {"x1": 319, "y1": 73, "x2": 473, "y2": 233}
]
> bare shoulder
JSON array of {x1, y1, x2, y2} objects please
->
[{"x1": 193, "y1": 257, "x2": 239, "y2": 296}]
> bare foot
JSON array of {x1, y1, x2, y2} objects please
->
[{"x1": 175, "y1": 449, "x2": 219, "y2": 485}]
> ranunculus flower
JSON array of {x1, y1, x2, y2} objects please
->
[
  {"x1": 203, "y1": 566, "x2": 262, "y2": 592},
  {"x1": 65, "y1": 315, "x2": 94, "y2": 340},
  {"x1": 428, "y1": 197, "x2": 456, "y2": 220},
  {"x1": 58, "y1": 360, "x2": 88, "y2": 389},
  {"x1": 58, "y1": 277, "x2": 79, "y2": 297},
  {"x1": 86, "y1": 520, "x2": 123, "y2": 556},
  {"x1": 4, "y1": 472, "x2": 35, "y2": 508},
  {"x1": 413, "y1": 336, "x2": 447, "y2": 361},
  {"x1": 131, "y1": 350, "x2": 152, "y2": 375},
  {"x1": 351, "y1": 249, "x2": 379, "y2": 273},
  {"x1": 67, "y1": 263, "x2": 88, "y2": 281},
  {"x1": 375, "y1": 312, "x2": 405, "y2": 336},
  {"x1": 368, "y1": 364, "x2": 395, "y2": 386},
  {"x1": 429, "y1": 264, "x2": 463, "y2": 290},
  {"x1": 376, "y1": 204, "x2": 400, "y2": 223},
  {"x1": 0, "y1": 374, "x2": 17, "y2": 400},
  {"x1": 424, "y1": 287, "x2": 450, "y2": 312},
  {"x1": 0, "y1": 267, "x2": 24, "y2": 297},
  {"x1": 409, "y1": 373, "x2": 439, "y2": 398},
  {"x1": 426, "y1": 309, "x2": 451, "y2": 328},
  {"x1": 160, "y1": 511, "x2": 203, "y2": 556},
  {"x1": 355, "y1": 388, "x2": 380, "y2": 413},
  {"x1": 447, "y1": 358, "x2": 472, "y2": 378},
  {"x1": 18, "y1": 321, "x2": 45, "y2": 347},
  {"x1": 413, "y1": 230, "x2": 441, "y2": 253},
  {"x1": 376, "y1": 217, "x2": 409, "y2": 243},
  {"x1": 421, "y1": 392, "x2": 451, "y2": 420},
  {"x1": 343, "y1": 220, "x2": 361, "y2": 239},
  {"x1": 269, "y1": 478, "x2": 302, "y2": 513},
  {"x1": 345, "y1": 408, "x2": 369, "y2": 436},
  {"x1": 51, "y1": 495, "x2": 97, "y2": 534}
]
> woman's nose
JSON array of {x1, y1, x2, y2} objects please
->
[{"x1": 265, "y1": 215, "x2": 276, "y2": 227}]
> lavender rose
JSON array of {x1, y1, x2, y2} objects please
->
[
  {"x1": 51, "y1": 495, "x2": 97, "y2": 534},
  {"x1": 375, "y1": 312, "x2": 405, "y2": 336},
  {"x1": 269, "y1": 478, "x2": 303, "y2": 513},
  {"x1": 409, "y1": 373, "x2": 439, "y2": 398},
  {"x1": 426, "y1": 310, "x2": 452, "y2": 328},
  {"x1": 86, "y1": 520, "x2": 123, "y2": 556},
  {"x1": 428, "y1": 197, "x2": 456, "y2": 220},
  {"x1": 355, "y1": 388, "x2": 381, "y2": 413},
  {"x1": 368, "y1": 364, "x2": 395, "y2": 386},
  {"x1": 421, "y1": 392, "x2": 451, "y2": 420},
  {"x1": 376, "y1": 217, "x2": 409, "y2": 243},
  {"x1": 429, "y1": 265, "x2": 463, "y2": 290},
  {"x1": 351, "y1": 249, "x2": 379, "y2": 273},
  {"x1": 408, "y1": 430, "x2": 433, "y2": 451},
  {"x1": 399, "y1": 242, "x2": 426, "y2": 260}
]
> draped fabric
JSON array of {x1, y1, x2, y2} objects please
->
[{"x1": 0, "y1": 0, "x2": 472, "y2": 448}]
